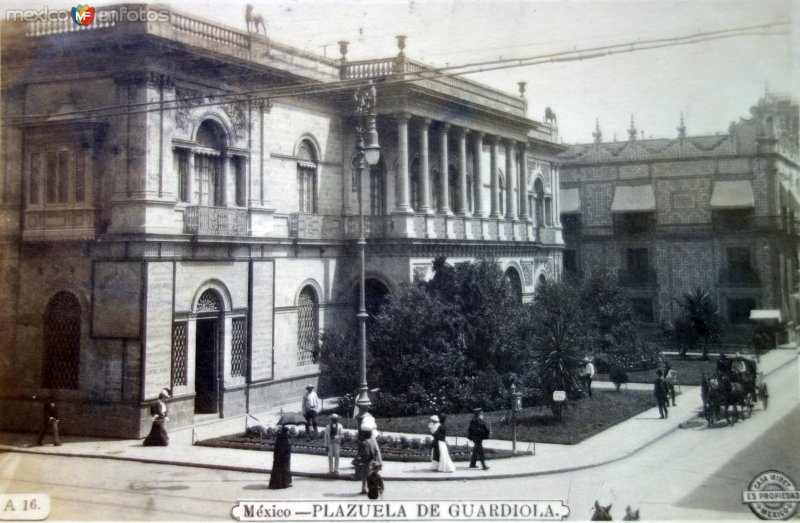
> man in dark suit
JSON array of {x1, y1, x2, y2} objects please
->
[
  {"x1": 36, "y1": 402, "x2": 61, "y2": 446},
  {"x1": 467, "y1": 408, "x2": 490, "y2": 470}
]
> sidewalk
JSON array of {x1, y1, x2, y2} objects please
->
[{"x1": 1, "y1": 347, "x2": 795, "y2": 482}]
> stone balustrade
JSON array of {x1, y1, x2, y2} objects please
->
[{"x1": 184, "y1": 206, "x2": 249, "y2": 236}]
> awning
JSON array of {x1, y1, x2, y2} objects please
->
[
  {"x1": 611, "y1": 185, "x2": 656, "y2": 212},
  {"x1": 749, "y1": 309, "x2": 783, "y2": 322},
  {"x1": 710, "y1": 180, "x2": 755, "y2": 209},
  {"x1": 560, "y1": 188, "x2": 581, "y2": 214}
]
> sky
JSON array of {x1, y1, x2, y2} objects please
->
[{"x1": 2, "y1": 0, "x2": 796, "y2": 143}]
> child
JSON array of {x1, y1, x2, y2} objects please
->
[{"x1": 367, "y1": 462, "x2": 384, "y2": 500}]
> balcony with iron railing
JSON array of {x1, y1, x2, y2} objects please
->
[
  {"x1": 617, "y1": 268, "x2": 658, "y2": 288},
  {"x1": 184, "y1": 206, "x2": 248, "y2": 236}
]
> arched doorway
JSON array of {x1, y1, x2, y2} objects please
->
[
  {"x1": 195, "y1": 289, "x2": 223, "y2": 414},
  {"x1": 352, "y1": 278, "x2": 391, "y2": 318},
  {"x1": 505, "y1": 268, "x2": 523, "y2": 303}
]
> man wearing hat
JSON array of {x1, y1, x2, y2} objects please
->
[
  {"x1": 302, "y1": 384, "x2": 320, "y2": 437},
  {"x1": 467, "y1": 408, "x2": 490, "y2": 470},
  {"x1": 583, "y1": 357, "x2": 596, "y2": 397},
  {"x1": 324, "y1": 413, "x2": 343, "y2": 476}
]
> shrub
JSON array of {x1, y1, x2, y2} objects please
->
[{"x1": 609, "y1": 368, "x2": 628, "y2": 392}]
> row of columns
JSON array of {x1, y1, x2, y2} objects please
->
[{"x1": 394, "y1": 113, "x2": 533, "y2": 221}]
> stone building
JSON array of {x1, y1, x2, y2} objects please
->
[
  {"x1": 0, "y1": 5, "x2": 563, "y2": 437},
  {"x1": 559, "y1": 95, "x2": 799, "y2": 343}
]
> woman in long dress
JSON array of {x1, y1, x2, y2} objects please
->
[
  {"x1": 434, "y1": 414, "x2": 456, "y2": 472},
  {"x1": 268, "y1": 426, "x2": 293, "y2": 489},
  {"x1": 143, "y1": 389, "x2": 170, "y2": 446},
  {"x1": 428, "y1": 415, "x2": 441, "y2": 469}
]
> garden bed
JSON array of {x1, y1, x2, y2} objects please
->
[{"x1": 197, "y1": 389, "x2": 657, "y2": 456}]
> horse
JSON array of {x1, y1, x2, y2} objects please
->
[
  {"x1": 544, "y1": 107, "x2": 557, "y2": 125},
  {"x1": 245, "y1": 4, "x2": 267, "y2": 36},
  {"x1": 701, "y1": 373, "x2": 732, "y2": 427},
  {"x1": 591, "y1": 501, "x2": 612, "y2": 521}
]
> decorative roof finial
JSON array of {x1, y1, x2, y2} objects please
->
[
  {"x1": 338, "y1": 41, "x2": 349, "y2": 59},
  {"x1": 396, "y1": 35, "x2": 407, "y2": 58},
  {"x1": 592, "y1": 119, "x2": 602, "y2": 144},
  {"x1": 677, "y1": 112, "x2": 686, "y2": 139},
  {"x1": 518, "y1": 81, "x2": 527, "y2": 98},
  {"x1": 628, "y1": 114, "x2": 637, "y2": 142}
]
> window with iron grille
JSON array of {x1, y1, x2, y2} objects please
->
[
  {"x1": 231, "y1": 317, "x2": 247, "y2": 377},
  {"x1": 171, "y1": 321, "x2": 188, "y2": 387},
  {"x1": 43, "y1": 291, "x2": 81, "y2": 390},
  {"x1": 297, "y1": 287, "x2": 319, "y2": 366}
]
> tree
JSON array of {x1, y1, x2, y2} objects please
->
[
  {"x1": 675, "y1": 287, "x2": 724, "y2": 359},
  {"x1": 521, "y1": 279, "x2": 590, "y2": 419}
]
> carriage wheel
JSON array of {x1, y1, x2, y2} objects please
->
[{"x1": 760, "y1": 383, "x2": 769, "y2": 410}]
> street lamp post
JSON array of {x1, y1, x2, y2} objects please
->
[{"x1": 353, "y1": 82, "x2": 380, "y2": 421}]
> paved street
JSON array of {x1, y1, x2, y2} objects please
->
[{"x1": 1, "y1": 353, "x2": 797, "y2": 521}]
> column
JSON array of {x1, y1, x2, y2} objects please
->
[
  {"x1": 456, "y1": 128, "x2": 469, "y2": 216},
  {"x1": 395, "y1": 113, "x2": 413, "y2": 213},
  {"x1": 439, "y1": 123, "x2": 451, "y2": 215},
  {"x1": 221, "y1": 153, "x2": 230, "y2": 207},
  {"x1": 505, "y1": 140, "x2": 517, "y2": 220},
  {"x1": 518, "y1": 142, "x2": 529, "y2": 221},
  {"x1": 473, "y1": 132, "x2": 484, "y2": 217},
  {"x1": 489, "y1": 137, "x2": 500, "y2": 218},
  {"x1": 419, "y1": 119, "x2": 432, "y2": 214}
]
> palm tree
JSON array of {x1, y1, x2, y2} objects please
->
[{"x1": 677, "y1": 287, "x2": 724, "y2": 359}]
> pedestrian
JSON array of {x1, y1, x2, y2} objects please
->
[
  {"x1": 35, "y1": 401, "x2": 61, "y2": 447},
  {"x1": 654, "y1": 369, "x2": 669, "y2": 419},
  {"x1": 356, "y1": 416, "x2": 380, "y2": 495},
  {"x1": 428, "y1": 415, "x2": 441, "y2": 468},
  {"x1": 434, "y1": 414, "x2": 455, "y2": 472},
  {"x1": 268, "y1": 425, "x2": 292, "y2": 489},
  {"x1": 302, "y1": 384, "x2": 320, "y2": 437},
  {"x1": 143, "y1": 388, "x2": 170, "y2": 446},
  {"x1": 583, "y1": 357, "x2": 596, "y2": 397},
  {"x1": 366, "y1": 462, "x2": 384, "y2": 500},
  {"x1": 324, "y1": 413, "x2": 343, "y2": 476},
  {"x1": 467, "y1": 408, "x2": 490, "y2": 470},
  {"x1": 664, "y1": 362, "x2": 677, "y2": 406}
]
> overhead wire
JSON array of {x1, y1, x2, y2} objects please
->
[{"x1": 4, "y1": 21, "x2": 789, "y2": 123}]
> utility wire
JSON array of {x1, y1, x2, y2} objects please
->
[{"x1": 5, "y1": 22, "x2": 788, "y2": 123}]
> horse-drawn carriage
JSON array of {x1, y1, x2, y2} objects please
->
[{"x1": 701, "y1": 354, "x2": 768, "y2": 427}]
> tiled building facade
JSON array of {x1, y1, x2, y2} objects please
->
[
  {"x1": 559, "y1": 95, "x2": 800, "y2": 343},
  {"x1": 0, "y1": 6, "x2": 563, "y2": 438}
]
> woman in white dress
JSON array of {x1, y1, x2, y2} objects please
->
[{"x1": 429, "y1": 414, "x2": 455, "y2": 472}]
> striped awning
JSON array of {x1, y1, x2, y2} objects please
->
[
  {"x1": 560, "y1": 188, "x2": 581, "y2": 214},
  {"x1": 710, "y1": 180, "x2": 755, "y2": 209},
  {"x1": 611, "y1": 185, "x2": 656, "y2": 212}
]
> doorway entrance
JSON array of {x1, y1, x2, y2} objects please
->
[{"x1": 195, "y1": 318, "x2": 219, "y2": 414}]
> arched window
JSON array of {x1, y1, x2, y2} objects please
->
[
  {"x1": 196, "y1": 120, "x2": 227, "y2": 207},
  {"x1": 537, "y1": 273, "x2": 547, "y2": 289},
  {"x1": 410, "y1": 158, "x2": 420, "y2": 212},
  {"x1": 370, "y1": 160, "x2": 386, "y2": 216},
  {"x1": 466, "y1": 174, "x2": 473, "y2": 213},
  {"x1": 43, "y1": 291, "x2": 81, "y2": 389},
  {"x1": 297, "y1": 286, "x2": 319, "y2": 366},
  {"x1": 448, "y1": 164, "x2": 458, "y2": 212},
  {"x1": 534, "y1": 178, "x2": 545, "y2": 226},
  {"x1": 297, "y1": 140, "x2": 317, "y2": 213},
  {"x1": 505, "y1": 268, "x2": 522, "y2": 303},
  {"x1": 499, "y1": 172, "x2": 506, "y2": 216}
]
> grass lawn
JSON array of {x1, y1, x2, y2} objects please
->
[
  {"x1": 332, "y1": 389, "x2": 657, "y2": 446},
  {"x1": 596, "y1": 355, "x2": 722, "y2": 386}
]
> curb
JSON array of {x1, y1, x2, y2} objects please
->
[{"x1": 3, "y1": 353, "x2": 794, "y2": 481}]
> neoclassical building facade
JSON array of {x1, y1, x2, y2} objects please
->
[
  {"x1": 0, "y1": 6, "x2": 563, "y2": 437},
  {"x1": 559, "y1": 95, "x2": 799, "y2": 344}
]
